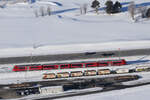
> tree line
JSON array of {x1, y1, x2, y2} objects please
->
[{"x1": 34, "y1": 0, "x2": 150, "y2": 21}]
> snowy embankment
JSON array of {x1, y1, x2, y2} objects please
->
[
  {"x1": 0, "y1": 0, "x2": 150, "y2": 58},
  {"x1": 0, "y1": 41, "x2": 150, "y2": 58}
]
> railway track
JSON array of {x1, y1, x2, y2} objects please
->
[
  {"x1": 24, "y1": 82, "x2": 150, "y2": 100},
  {"x1": 0, "y1": 48, "x2": 150, "y2": 64},
  {"x1": 0, "y1": 75, "x2": 140, "y2": 99}
]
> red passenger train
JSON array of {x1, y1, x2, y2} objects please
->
[{"x1": 12, "y1": 59, "x2": 126, "y2": 72}]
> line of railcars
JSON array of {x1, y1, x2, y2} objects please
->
[
  {"x1": 43, "y1": 69, "x2": 111, "y2": 79},
  {"x1": 42, "y1": 66, "x2": 150, "y2": 79},
  {"x1": 13, "y1": 59, "x2": 126, "y2": 72}
]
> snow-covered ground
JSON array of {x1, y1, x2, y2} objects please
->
[
  {"x1": 55, "y1": 84, "x2": 150, "y2": 100},
  {"x1": 0, "y1": 0, "x2": 150, "y2": 99},
  {"x1": 0, "y1": 0, "x2": 150, "y2": 57}
]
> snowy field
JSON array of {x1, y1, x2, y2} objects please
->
[
  {"x1": 0, "y1": 0, "x2": 149, "y2": 57},
  {"x1": 0, "y1": 0, "x2": 150, "y2": 99},
  {"x1": 55, "y1": 84, "x2": 150, "y2": 100}
]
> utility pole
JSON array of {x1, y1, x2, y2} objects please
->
[
  {"x1": 25, "y1": 44, "x2": 44, "y2": 82},
  {"x1": 118, "y1": 48, "x2": 121, "y2": 60}
]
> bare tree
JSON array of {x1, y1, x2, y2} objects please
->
[
  {"x1": 40, "y1": 6, "x2": 45, "y2": 17},
  {"x1": 79, "y1": 4, "x2": 88, "y2": 15},
  {"x1": 34, "y1": 9, "x2": 38, "y2": 17},
  {"x1": 128, "y1": 1, "x2": 136, "y2": 20},
  {"x1": 47, "y1": 6, "x2": 51, "y2": 16},
  {"x1": 83, "y1": 3, "x2": 88, "y2": 14},
  {"x1": 80, "y1": 5, "x2": 83, "y2": 14}
]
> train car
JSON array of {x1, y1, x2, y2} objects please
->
[
  {"x1": 70, "y1": 71, "x2": 83, "y2": 77},
  {"x1": 97, "y1": 69, "x2": 111, "y2": 75},
  {"x1": 98, "y1": 59, "x2": 126, "y2": 67},
  {"x1": 111, "y1": 59, "x2": 126, "y2": 66},
  {"x1": 115, "y1": 68, "x2": 129, "y2": 74},
  {"x1": 13, "y1": 59, "x2": 127, "y2": 72},
  {"x1": 13, "y1": 65, "x2": 28, "y2": 72},
  {"x1": 13, "y1": 64, "x2": 42, "y2": 71},
  {"x1": 85, "y1": 62, "x2": 99, "y2": 67},
  {"x1": 70, "y1": 63, "x2": 83, "y2": 68},
  {"x1": 60, "y1": 64, "x2": 70, "y2": 69},
  {"x1": 57, "y1": 72, "x2": 70, "y2": 78},
  {"x1": 43, "y1": 73, "x2": 56, "y2": 79},
  {"x1": 84, "y1": 70, "x2": 97, "y2": 76},
  {"x1": 42, "y1": 64, "x2": 59, "y2": 70},
  {"x1": 98, "y1": 61, "x2": 109, "y2": 66},
  {"x1": 28, "y1": 64, "x2": 43, "y2": 71},
  {"x1": 135, "y1": 67, "x2": 149, "y2": 72}
]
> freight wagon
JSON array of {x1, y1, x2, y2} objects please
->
[{"x1": 98, "y1": 69, "x2": 111, "y2": 75}]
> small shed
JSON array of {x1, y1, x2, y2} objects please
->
[{"x1": 39, "y1": 86, "x2": 63, "y2": 94}]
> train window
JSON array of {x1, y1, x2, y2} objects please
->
[
  {"x1": 43, "y1": 65, "x2": 56, "y2": 68},
  {"x1": 113, "y1": 62, "x2": 122, "y2": 64},
  {"x1": 99, "y1": 62, "x2": 108, "y2": 64},
  {"x1": 71, "y1": 64, "x2": 82, "y2": 67},
  {"x1": 85, "y1": 63, "x2": 98, "y2": 67},
  {"x1": 30, "y1": 66, "x2": 39, "y2": 69},
  {"x1": 71, "y1": 71, "x2": 82, "y2": 73},
  {"x1": 18, "y1": 66, "x2": 26, "y2": 69},
  {"x1": 72, "y1": 64, "x2": 82, "y2": 66},
  {"x1": 86, "y1": 63, "x2": 94, "y2": 66},
  {"x1": 60, "y1": 64, "x2": 70, "y2": 68}
]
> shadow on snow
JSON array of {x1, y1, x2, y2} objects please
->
[
  {"x1": 51, "y1": 1, "x2": 63, "y2": 7},
  {"x1": 127, "y1": 60, "x2": 150, "y2": 65},
  {"x1": 52, "y1": 8, "x2": 79, "y2": 15}
]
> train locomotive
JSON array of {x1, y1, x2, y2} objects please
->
[{"x1": 12, "y1": 59, "x2": 126, "y2": 72}]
